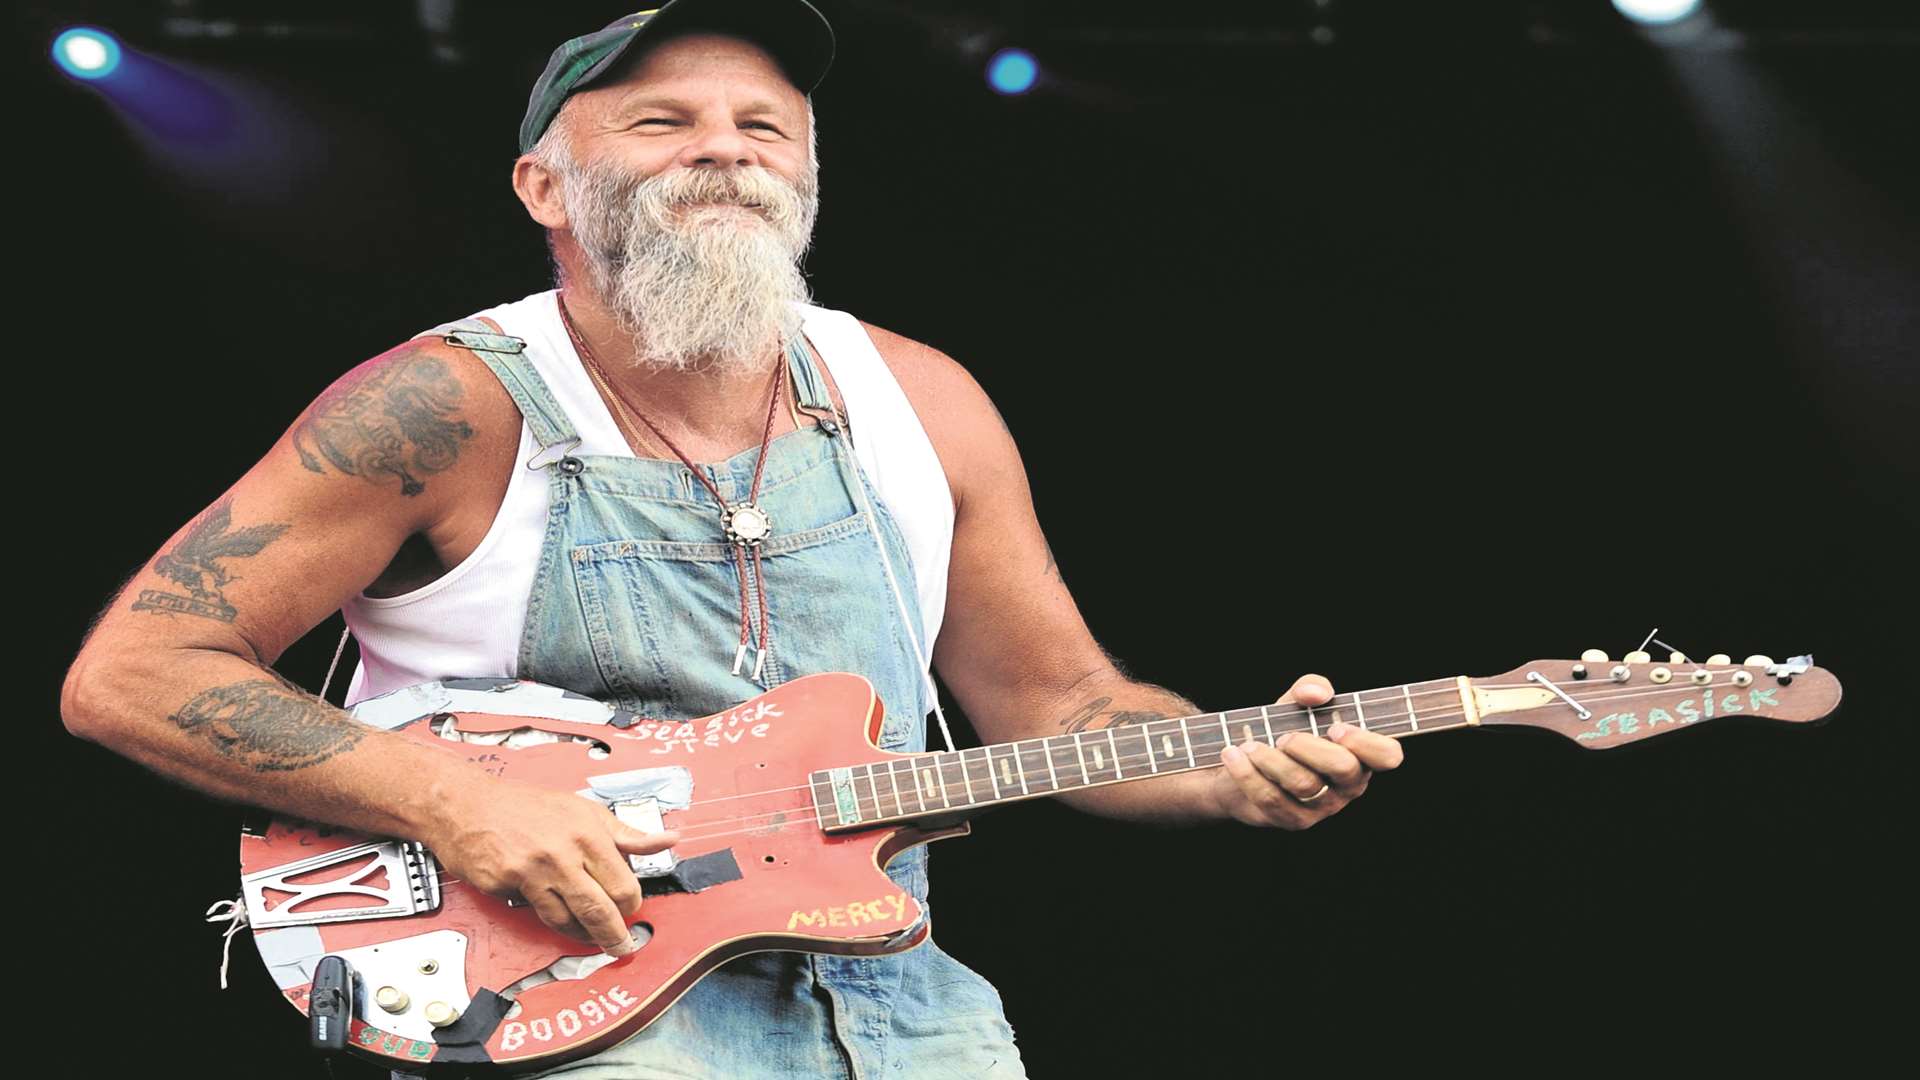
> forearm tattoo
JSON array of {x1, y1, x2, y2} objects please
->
[
  {"x1": 169, "y1": 677, "x2": 365, "y2": 773},
  {"x1": 131, "y1": 498, "x2": 290, "y2": 623},
  {"x1": 294, "y1": 348, "x2": 474, "y2": 496},
  {"x1": 1057, "y1": 695, "x2": 1183, "y2": 734}
]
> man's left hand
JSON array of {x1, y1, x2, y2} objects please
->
[{"x1": 1207, "y1": 674, "x2": 1404, "y2": 830}]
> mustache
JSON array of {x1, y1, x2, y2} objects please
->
[{"x1": 617, "y1": 166, "x2": 813, "y2": 228}]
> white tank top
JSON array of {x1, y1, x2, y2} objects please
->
[{"x1": 340, "y1": 291, "x2": 954, "y2": 707}]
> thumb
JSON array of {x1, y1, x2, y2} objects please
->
[{"x1": 610, "y1": 821, "x2": 681, "y2": 855}]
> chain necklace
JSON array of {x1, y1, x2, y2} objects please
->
[{"x1": 557, "y1": 292, "x2": 784, "y2": 682}]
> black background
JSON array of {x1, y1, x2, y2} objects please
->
[{"x1": 18, "y1": 1, "x2": 1913, "y2": 1075}]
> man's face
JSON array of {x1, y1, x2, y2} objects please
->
[
  {"x1": 569, "y1": 32, "x2": 814, "y2": 200},
  {"x1": 533, "y1": 33, "x2": 820, "y2": 373}
]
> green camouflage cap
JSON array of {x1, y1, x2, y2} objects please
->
[{"x1": 519, "y1": 0, "x2": 836, "y2": 154}]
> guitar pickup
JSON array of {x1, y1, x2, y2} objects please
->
[{"x1": 241, "y1": 840, "x2": 442, "y2": 929}]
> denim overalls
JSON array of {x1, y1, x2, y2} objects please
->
[{"x1": 434, "y1": 320, "x2": 1024, "y2": 1079}]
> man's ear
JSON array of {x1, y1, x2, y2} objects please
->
[{"x1": 512, "y1": 155, "x2": 569, "y2": 231}]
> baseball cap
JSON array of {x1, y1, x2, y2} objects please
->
[{"x1": 519, "y1": 1, "x2": 837, "y2": 154}]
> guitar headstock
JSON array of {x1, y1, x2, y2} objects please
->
[{"x1": 1469, "y1": 652, "x2": 1840, "y2": 749}]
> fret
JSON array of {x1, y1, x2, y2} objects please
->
[
  {"x1": 1181, "y1": 719, "x2": 1197, "y2": 768},
  {"x1": 915, "y1": 757, "x2": 939, "y2": 810},
  {"x1": 1185, "y1": 716, "x2": 1229, "y2": 772},
  {"x1": 1306, "y1": 707, "x2": 1320, "y2": 737},
  {"x1": 1006, "y1": 743, "x2": 1030, "y2": 795},
  {"x1": 956, "y1": 747, "x2": 983, "y2": 804},
  {"x1": 1352, "y1": 693, "x2": 1367, "y2": 730},
  {"x1": 980, "y1": 746, "x2": 1002, "y2": 800},
  {"x1": 882, "y1": 760, "x2": 906, "y2": 818},
  {"x1": 925, "y1": 753, "x2": 948, "y2": 803},
  {"x1": 1260, "y1": 704, "x2": 1275, "y2": 744},
  {"x1": 1106, "y1": 728, "x2": 1124, "y2": 780},
  {"x1": 1110, "y1": 725, "x2": 1152, "y2": 777},
  {"x1": 809, "y1": 772, "x2": 833, "y2": 830},
  {"x1": 898, "y1": 757, "x2": 921, "y2": 807},
  {"x1": 1217, "y1": 711, "x2": 1231, "y2": 750},
  {"x1": 1072, "y1": 735, "x2": 1091, "y2": 786},
  {"x1": 857, "y1": 765, "x2": 880, "y2": 821},
  {"x1": 1139, "y1": 723, "x2": 1160, "y2": 773},
  {"x1": 1080, "y1": 730, "x2": 1116, "y2": 784},
  {"x1": 1043, "y1": 738, "x2": 1061, "y2": 790},
  {"x1": 1402, "y1": 685, "x2": 1419, "y2": 732},
  {"x1": 938, "y1": 752, "x2": 971, "y2": 806},
  {"x1": 826, "y1": 767, "x2": 861, "y2": 826},
  {"x1": 1017, "y1": 739, "x2": 1054, "y2": 794}
]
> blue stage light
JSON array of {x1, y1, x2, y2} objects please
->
[
  {"x1": 53, "y1": 28, "x2": 123, "y2": 80},
  {"x1": 1611, "y1": 0, "x2": 1702, "y2": 26},
  {"x1": 987, "y1": 49, "x2": 1038, "y2": 96}
]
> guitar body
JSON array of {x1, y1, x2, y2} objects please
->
[{"x1": 236, "y1": 672, "x2": 965, "y2": 1072}]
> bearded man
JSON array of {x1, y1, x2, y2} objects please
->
[{"x1": 60, "y1": 2, "x2": 1403, "y2": 1077}]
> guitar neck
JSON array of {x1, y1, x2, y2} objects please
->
[{"x1": 811, "y1": 677, "x2": 1472, "y2": 831}]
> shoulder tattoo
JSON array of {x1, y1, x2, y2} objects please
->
[{"x1": 294, "y1": 347, "x2": 475, "y2": 496}]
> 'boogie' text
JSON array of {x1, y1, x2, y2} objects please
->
[{"x1": 499, "y1": 986, "x2": 639, "y2": 1053}]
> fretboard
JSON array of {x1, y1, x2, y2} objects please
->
[{"x1": 809, "y1": 678, "x2": 1470, "y2": 831}]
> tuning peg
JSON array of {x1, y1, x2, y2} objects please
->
[
  {"x1": 1580, "y1": 648, "x2": 1609, "y2": 663},
  {"x1": 1706, "y1": 653, "x2": 1731, "y2": 665},
  {"x1": 1744, "y1": 654, "x2": 1773, "y2": 668},
  {"x1": 1667, "y1": 651, "x2": 1689, "y2": 664},
  {"x1": 1624, "y1": 650, "x2": 1651, "y2": 664}
]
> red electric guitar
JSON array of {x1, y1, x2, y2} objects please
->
[{"x1": 232, "y1": 651, "x2": 1841, "y2": 1071}]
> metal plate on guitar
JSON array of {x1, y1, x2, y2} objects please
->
[{"x1": 241, "y1": 839, "x2": 442, "y2": 929}]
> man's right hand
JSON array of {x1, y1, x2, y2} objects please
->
[{"x1": 426, "y1": 779, "x2": 680, "y2": 955}]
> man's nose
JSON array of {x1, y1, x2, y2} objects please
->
[{"x1": 676, "y1": 120, "x2": 758, "y2": 170}]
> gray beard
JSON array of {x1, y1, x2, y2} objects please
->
[{"x1": 562, "y1": 160, "x2": 819, "y2": 375}]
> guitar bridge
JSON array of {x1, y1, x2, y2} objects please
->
[{"x1": 241, "y1": 840, "x2": 442, "y2": 929}]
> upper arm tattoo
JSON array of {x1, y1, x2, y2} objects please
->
[
  {"x1": 169, "y1": 677, "x2": 365, "y2": 772},
  {"x1": 293, "y1": 349, "x2": 474, "y2": 496},
  {"x1": 131, "y1": 498, "x2": 289, "y2": 624}
]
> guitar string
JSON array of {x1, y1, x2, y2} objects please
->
[
  {"x1": 558, "y1": 673, "x2": 1732, "y2": 814},
  {"x1": 408, "y1": 677, "x2": 1761, "y2": 894},
  {"x1": 590, "y1": 675, "x2": 1763, "y2": 822}
]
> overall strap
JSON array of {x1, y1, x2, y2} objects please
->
[
  {"x1": 424, "y1": 317, "x2": 581, "y2": 469},
  {"x1": 787, "y1": 336, "x2": 835, "y2": 413}
]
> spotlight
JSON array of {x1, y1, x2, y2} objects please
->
[
  {"x1": 52, "y1": 27, "x2": 123, "y2": 80},
  {"x1": 1611, "y1": 0, "x2": 1702, "y2": 26},
  {"x1": 986, "y1": 48, "x2": 1038, "y2": 96}
]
